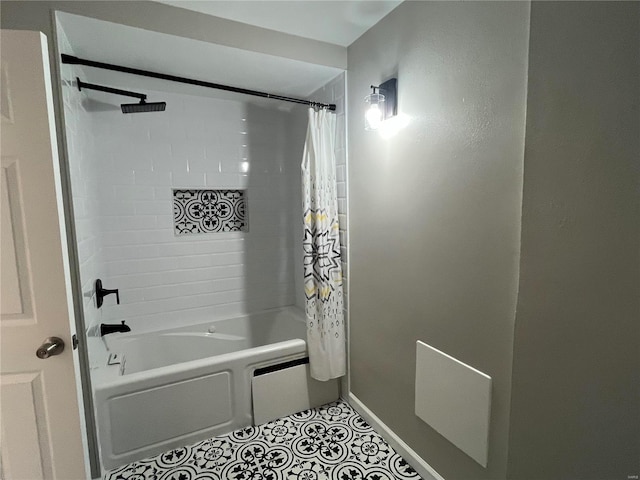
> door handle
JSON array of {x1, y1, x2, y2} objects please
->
[{"x1": 36, "y1": 337, "x2": 65, "y2": 359}]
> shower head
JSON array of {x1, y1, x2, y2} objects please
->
[
  {"x1": 121, "y1": 100, "x2": 166, "y2": 114},
  {"x1": 76, "y1": 77, "x2": 166, "y2": 114}
]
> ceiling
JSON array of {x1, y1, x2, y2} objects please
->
[
  {"x1": 155, "y1": 1, "x2": 403, "y2": 47},
  {"x1": 57, "y1": 12, "x2": 344, "y2": 106}
]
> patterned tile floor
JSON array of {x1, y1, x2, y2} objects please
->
[{"x1": 104, "y1": 400, "x2": 421, "y2": 480}]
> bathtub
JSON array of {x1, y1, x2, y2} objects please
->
[{"x1": 92, "y1": 306, "x2": 308, "y2": 471}]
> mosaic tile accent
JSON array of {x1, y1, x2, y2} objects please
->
[
  {"x1": 104, "y1": 400, "x2": 422, "y2": 480},
  {"x1": 173, "y1": 189, "x2": 247, "y2": 235}
]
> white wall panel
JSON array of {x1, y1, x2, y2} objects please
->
[{"x1": 415, "y1": 341, "x2": 492, "y2": 467}]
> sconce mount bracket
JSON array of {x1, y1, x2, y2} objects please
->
[{"x1": 379, "y1": 78, "x2": 398, "y2": 119}]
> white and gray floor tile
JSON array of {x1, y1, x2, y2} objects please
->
[{"x1": 104, "y1": 400, "x2": 421, "y2": 480}]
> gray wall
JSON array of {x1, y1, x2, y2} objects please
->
[
  {"x1": 507, "y1": 2, "x2": 640, "y2": 479},
  {"x1": 347, "y1": 2, "x2": 530, "y2": 478}
]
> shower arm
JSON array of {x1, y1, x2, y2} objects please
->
[{"x1": 76, "y1": 77, "x2": 147, "y2": 102}]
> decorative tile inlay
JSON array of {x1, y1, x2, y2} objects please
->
[
  {"x1": 104, "y1": 400, "x2": 422, "y2": 480},
  {"x1": 173, "y1": 189, "x2": 247, "y2": 235}
]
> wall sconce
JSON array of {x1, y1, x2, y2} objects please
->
[{"x1": 364, "y1": 78, "x2": 397, "y2": 130}]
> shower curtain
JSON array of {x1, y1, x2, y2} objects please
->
[{"x1": 302, "y1": 107, "x2": 346, "y2": 381}]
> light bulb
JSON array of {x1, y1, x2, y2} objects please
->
[
  {"x1": 364, "y1": 91, "x2": 385, "y2": 131},
  {"x1": 365, "y1": 104, "x2": 383, "y2": 130}
]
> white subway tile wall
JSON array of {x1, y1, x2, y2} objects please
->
[
  {"x1": 64, "y1": 81, "x2": 308, "y2": 331},
  {"x1": 62, "y1": 53, "x2": 347, "y2": 345}
]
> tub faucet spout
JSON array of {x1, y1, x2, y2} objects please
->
[{"x1": 100, "y1": 321, "x2": 131, "y2": 336}]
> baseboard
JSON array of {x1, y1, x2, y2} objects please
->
[{"x1": 345, "y1": 393, "x2": 445, "y2": 480}]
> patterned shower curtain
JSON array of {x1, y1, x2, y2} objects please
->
[{"x1": 302, "y1": 107, "x2": 346, "y2": 381}]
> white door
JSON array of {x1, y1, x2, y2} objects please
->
[{"x1": 0, "y1": 30, "x2": 87, "y2": 479}]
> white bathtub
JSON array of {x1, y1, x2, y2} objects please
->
[{"x1": 92, "y1": 307, "x2": 308, "y2": 471}]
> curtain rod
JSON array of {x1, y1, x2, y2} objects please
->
[{"x1": 61, "y1": 54, "x2": 336, "y2": 111}]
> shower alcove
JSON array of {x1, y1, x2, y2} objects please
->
[{"x1": 55, "y1": 12, "x2": 347, "y2": 474}]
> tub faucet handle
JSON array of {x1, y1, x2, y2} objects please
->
[{"x1": 96, "y1": 279, "x2": 120, "y2": 308}]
